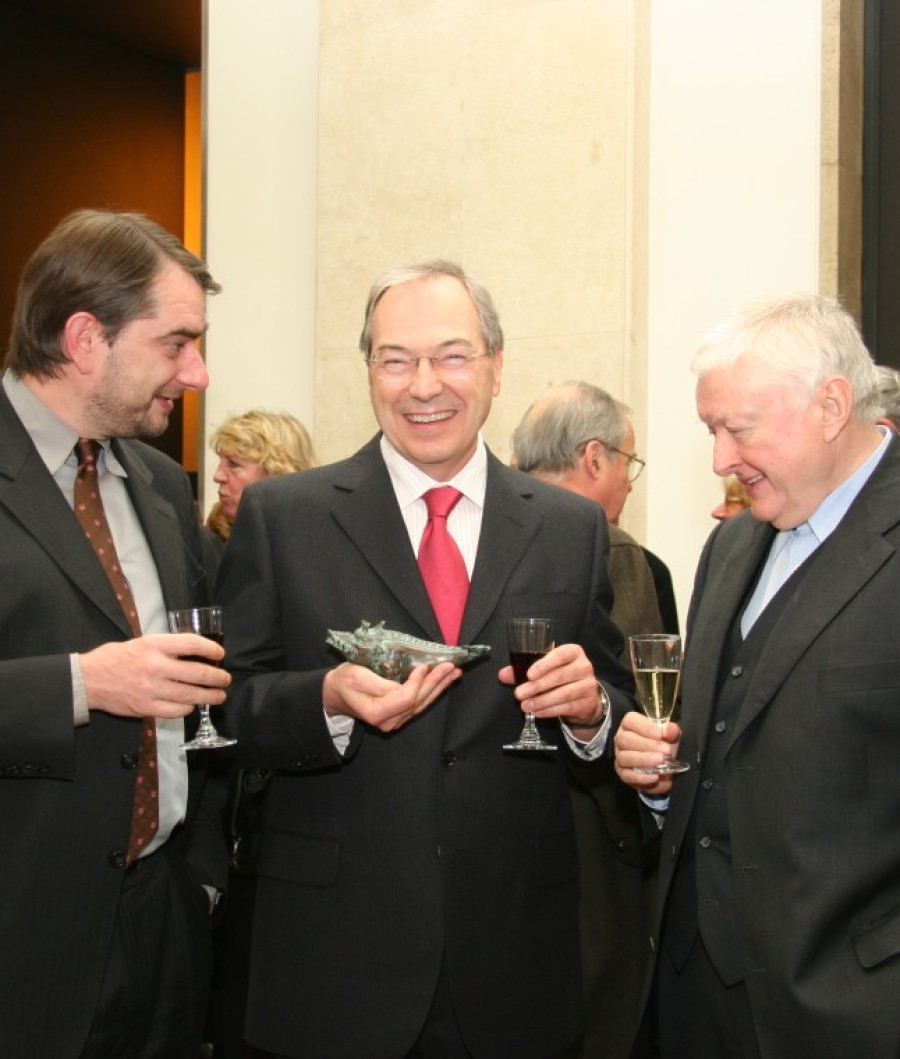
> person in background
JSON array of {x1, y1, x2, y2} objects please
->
[
  {"x1": 512, "y1": 379, "x2": 661, "y2": 1059},
  {"x1": 202, "y1": 408, "x2": 317, "y2": 1059},
  {"x1": 216, "y1": 259, "x2": 635, "y2": 1059},
  {"x1": 0, "y1": 208, "x2": 230, "y2": 1059},
  {"x1": 206, "y1": 409, "x2": 317, "y2": 544},
  {"x1": 615, "y1": 293, "x2": 900, "y2": 1057},
  {"x1": 874, "y1": 363, "x2": 900, "y2": 432},
  {"x1": 710, "y1": 473, "x2": 751, "y2": 520}
]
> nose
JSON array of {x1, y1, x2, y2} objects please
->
[
  {"x1": 711, "y1": 434, "x2": 739, "y2": 478},
  {"x1": 407, "y1": 356, "x2": 443, "y2": 400},
  {"x1": 212, "y1": 458, "x2": 227, "y2": 484},
  {"x1": 177, "y1": 342, "x2": 210, "y2": 392}
]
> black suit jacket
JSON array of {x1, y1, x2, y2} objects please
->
[
  {"x1": 0, "y1": 386, "x2": 226, "y2": 1058},
  {"x1": 217, "y1": 437, "x2": 635, "y2": 1059},
  {"x1": 653, "y1": 437, "x2": 900, "y2": 1057}
]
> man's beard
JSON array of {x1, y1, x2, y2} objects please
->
[{"x1": 84, "y1": 387, "x2": 173, "y2": 439}]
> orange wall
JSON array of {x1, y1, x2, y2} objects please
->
[{"x1": 182, "y1": 71, "x2": 203, "y2": 473}]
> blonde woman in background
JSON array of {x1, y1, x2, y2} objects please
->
[
  {"x1": 207, "y1": 409, "x2": 317, "y2": 543},
  {"x1": 710, "y1": 473, "x2": 751, "y2": 521}
]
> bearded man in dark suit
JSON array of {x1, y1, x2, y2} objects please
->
[
  {"x1": 0, "y1": 209, "x2": 230, "y2": 1059},
  {"x1": 616, "y1": 292, "x2": 900, "y2": 1058},
  {"x1": 217, "y1": 260, "x2": 635, "y2": 1059}
]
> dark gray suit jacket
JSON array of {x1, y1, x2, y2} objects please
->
[
  {"x1": 0, "y1": 385, "x2": 226, "y2": 1058},
  {"x1": 217, "y1": 436, "x2": 635, "y2": 1059},
  {"x1": 654, "y1": 436, "x2": 900, "y2": 1057}
]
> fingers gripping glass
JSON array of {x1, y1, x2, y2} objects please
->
[
  {"x1": 367, "y1": 349, "x2": 492, "y2": 380},
  {"x1": 167, "y1": 606, "x2": 236, "y2": 750}
]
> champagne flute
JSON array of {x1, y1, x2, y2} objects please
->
[
  {"x1": 503, "y1": 617, "x2": 558, "y2": 752},
  {"x1": 167, "y1": 606, "x2": 236, "y2": 750},
  {"x1": 628, "y1": 633, "x2": 689, "y2": 774}
]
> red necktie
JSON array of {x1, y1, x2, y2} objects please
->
[
  {"x1": 418, "y1": 487, "x2": 469, "y2": 645},
  {"x1": 75, "y1": 439, "x2": 158, "y2": 865}
]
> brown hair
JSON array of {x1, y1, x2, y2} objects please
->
[{"x1": 6, "y1": 208, "x2": 220, "y2": 378}]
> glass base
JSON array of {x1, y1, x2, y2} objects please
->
[
  {"x1": 503, "y1": 713, "x2": 557, "y2": 753},
  {"x1": 503, "y1": 739, "x2": 558, "y2": 752},
  {"x1": 181, "y1": 732, "x2": 237, "y2": 751},
  {"x1": 635, "y1": 759, "x2": 690, "y2": 775},
  {"x1": 182, "y1": 706, "x2": 236, "y2": 751}
]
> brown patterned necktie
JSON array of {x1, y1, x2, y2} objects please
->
[
  {"x1": 418, "y1": 487, "x2": 470, "y2": 645},
  {"x1": 74, "y1": 438, "x2": 158, "y2": 865}
]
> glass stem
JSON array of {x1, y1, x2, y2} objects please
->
[{"x1": 195, "y1": 705, "x2": 217, "y2": 740}]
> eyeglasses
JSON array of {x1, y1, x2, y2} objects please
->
[
  {"x1": 608, "y1": 446, "x2": 646, "y2": 483},
  {"x1": 366, "y1": 349, "x2": 492, "y2": 380}
]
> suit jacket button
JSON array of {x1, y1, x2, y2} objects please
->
[
  {"x1": 441, "y1": 751, "x2": 457, "y2": 766},
  {"x1": 731, "y1": 665, "x2": 744, "y2": 677},
  {"x1": 121, "y1": 752, "x2": 139, "y2": 769},
  {"x1": 699, "y1": 835, "x2": 712, "y2": 849},
  {"x1": 108, "y1": 850, "x2": 127, "y2": 869}
]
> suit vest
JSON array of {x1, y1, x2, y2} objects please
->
[{"x1": 663, "y1": 553, "x2": 815, "y2": 985}]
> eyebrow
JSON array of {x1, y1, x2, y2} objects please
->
[
  {"x1": 164, "y1": 325, "x2": 209, "y2": 341},
  {"x1": 372, "y1": 338, "x2": 478, "y2": 356}
]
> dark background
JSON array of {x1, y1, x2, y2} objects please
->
[{"x1": 0, "y1": 0, "x2": 201, "y2": 464}]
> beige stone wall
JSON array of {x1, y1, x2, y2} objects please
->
[
  {"x1": 820, "y1": 0, "x2": 863, "y2": 318},
  {"x1": 315, "y1": 0, "x2": 647, "y2": 498}
]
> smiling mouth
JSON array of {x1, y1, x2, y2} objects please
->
[{"x1": 406, "y1": 411, "x2": 454, "y2": 424}]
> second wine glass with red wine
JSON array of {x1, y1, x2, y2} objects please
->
[
  {"x1": 167, "y1": 605, "x2": 236, "y2": 750},
  {"x1": 503, "y1": 617, "x2": 558, "y2": 752}
]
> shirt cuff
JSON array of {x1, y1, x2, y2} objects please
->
[
  {"x1": 71, "y1": 654, "x2": 89, "y2": 726},
  {"x1": 325, "y1": 709, "x2": 354, "y2": 755}
]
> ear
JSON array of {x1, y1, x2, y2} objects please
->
[
  {"x1": 63, "y1": 312, "x2": 102, "y2": 375},
  {"x1": 581, "y1": 439, "x2": 604, "y2": 478},
  {"x1": 820, "y1": 375, "x2": 853, "y2": 442},
  {"x1": 490, "y1": 346, "x2": 504, "y2": 397}
]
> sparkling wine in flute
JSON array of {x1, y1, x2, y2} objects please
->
[
  {"x1": 633, "y1": 666, "x2": 680, "y2": 726},
  {"x1": 628, "y1": 633, "x2": 689, "y2": 774}
]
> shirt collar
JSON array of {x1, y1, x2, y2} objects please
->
[
  {"x1": 2, "y1": 370, "x2": 126, "y2": 478},
  {"x1": 804, "y1": 425, "x2": 892, "y2": 545},
  {"x1": 379, "y1": 433, "x2": 488, "y2": 510}
]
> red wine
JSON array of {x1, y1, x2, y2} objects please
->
[
  {"x1": 183, "y1": 631, "x2": 224, "y2": 666},
  {"x1": 510, "y1": 650, "x2": 544, "y2": 686}
]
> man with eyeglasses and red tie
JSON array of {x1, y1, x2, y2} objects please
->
[{"x1": 217, "y1": 260, "x2": 636, "y2": 1059}]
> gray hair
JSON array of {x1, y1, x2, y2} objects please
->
[
  {"x1": 358, "y1": 258, "x2": 504, "y2": 358},
  {"x1": 512, "y1": 380, "x2": 631, "y2": 475},
  {"x1": 691, "y1": 292, "x2": 881, "y2": 422},
  {"x1": 874, "y1": 364, "x2": 900, "y2": 429}
]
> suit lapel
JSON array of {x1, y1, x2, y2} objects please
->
[
  {"x1": 0, "y1": 393, "x2": 133, "y2": 637},
  {"x1": 729, "y1": 490, "x2": 898, "y2": 748},
  {"x1": 328, "y1": 439, "x2": 439, "y2": 638},
  {"x1": 684, "y1": 516, "x2": 774, "y2": 757},
  {"x1": 462, "y1": 454, "x2": 541, "y2": 644},
  {"x1": 114, "y1": 441, "x2": 190, "y2": 612}
]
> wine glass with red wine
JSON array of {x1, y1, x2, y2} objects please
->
[
  {"x1": 503, "y1": 617, "x2": 558, "y2": 752},
  {"x1": 166, "y1": 606, "x2": 236, "y2": 750}
]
